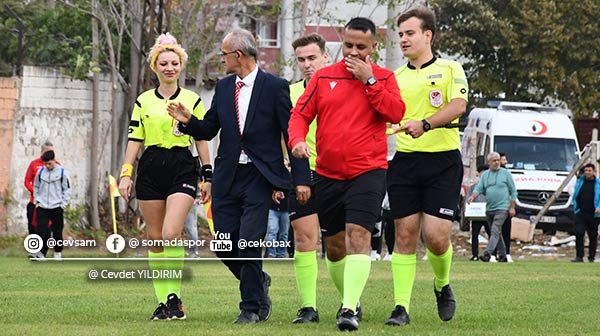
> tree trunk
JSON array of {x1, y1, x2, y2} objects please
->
[
  {"x1": 385, "y1": 0, "x2": 403, "y2": 71},
  {"x1": 90, "y1": 0, "x2": 101, "y2": 229},
  {"x1": 121, "y1": 1, "x2": 144, "y2": 214},
  {"x1": 280, "y1": 0, "x2": 295, "y2": 81}
]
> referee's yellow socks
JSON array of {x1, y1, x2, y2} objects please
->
[
  {"x1": 342, "y1": 254, "x2": 371, "y2": 311},
  {"x1": 164, "y1": 245, "x2": 185, "y2": 297},
  {"x1": 427, "y1": 245, "x2": 453, "y2": 291},
  {"x1": 391, "y1": 253, "x2": 416, "y2": 312},
  {"x1": 326, "y1": 256, "x2": 346, "y2": 298},
  {"x1": 148, "y1": 250, "x2": 168, "y2": 303},
  {"x1": 294, "y1": 250, "x2": 318, "y2": 309}
]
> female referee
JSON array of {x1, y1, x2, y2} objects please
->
[{"x1": 118, "y1": 33, "x2": 212, "y2": 321}]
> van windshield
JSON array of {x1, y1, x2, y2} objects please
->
[{"x1": 494, "y1": 136, "x2": 579, "y2": 172}]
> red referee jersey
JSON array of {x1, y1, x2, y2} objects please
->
[{"x1": 288, "y1": 60, "x2": 405, "y2": 180}]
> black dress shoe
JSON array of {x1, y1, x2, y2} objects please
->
[
  {"x1": 258, "y1": 271, "x2": 272, "y2": 321},
  {"x1": 292, "y1": 307, "x2": 319, "y2": 323},
  {"x1": 234, "y1": 310, "x2": 259, "y2": 324}
]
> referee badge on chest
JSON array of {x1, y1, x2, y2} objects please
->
[
  {"x1": 429, "y1": 89, "x2": 443, "y2": 108},
  {"x1": 173, "y1": 122, "x2": 184, "y2": 136}
]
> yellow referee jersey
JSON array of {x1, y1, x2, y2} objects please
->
[
  {"x1": 395, "y1": 57, "x2": 468, "y2": 153},
  {"x1": 128, "y1": 87, "x2": 206, "y2": 149},
  {"x1": 290, "y1": 80, "x2": 317, "y2": 171}
]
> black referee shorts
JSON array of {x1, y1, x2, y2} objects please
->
[
  {"x1": 387, "y1": 149, "x2": 462, "y2": 221},
  {"x1": 135, "y1": 146, "x2": 198, "y2": 200},
  {"x1": 288, "y1": 170, "x2": 317, "y2": 221},
  {"x1": 315, "y1": 169, "x2": 386, "y2": 237}
]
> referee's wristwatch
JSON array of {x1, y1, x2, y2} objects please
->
[{"x1": 421, "y1": 119, "x2": 432, "y2": 132}]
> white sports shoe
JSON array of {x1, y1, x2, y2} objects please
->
[
  {"x1": 489, "y1": 255, "x2": 497, "y2": 263},
  {"x1": 506, "y1": 254, "x2": 514, "y2": 263},
  {"x1": 30, "y1": 252, "x2": 45, "y2": 261},
  {"x1": 382, "y1": 253, "x2": 392, "y2": 261},
  {"x1": 370, "y1": 251, "x2": 380, "y2": 261},
  {"x1": 54, "y1": 252, "x2": 62, "y2": 260}
]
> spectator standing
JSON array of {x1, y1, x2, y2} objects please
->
[
  {"x1": 33, "y1": 150, "x2": 71, "y2": 259},
  {"x1": 571, "y1": 163, "x2": 600, "y2": 263},
  {"x1": 498, "y1": 152, "x2": 513, "y2": 262},
  {"x1": 265, "y1": 192, "x2": 290, "y2": 258},
  {"x1": 469, "y1": 164, "x2": 491, "y2": 261},
  {"x1": 24, "y1": 141, "x2": 58, "y2": 237},
  {"x1": 467, "y1": 152, "x2": 517, "y2": 263}
]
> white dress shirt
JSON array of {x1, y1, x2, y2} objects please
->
[{"x1": 236, "y1": 65, "x2": 259, "y2": 163}]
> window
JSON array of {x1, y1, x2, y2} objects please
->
[
  {"x1": 494, "y1": 136, "x2": 579, "y2": 172},
  {"x1": 238, "y1": 4, "x2": 280, "y2": 48},
  {"x1": 256, "y1": 19, "x2": 279, "y2": 48}
]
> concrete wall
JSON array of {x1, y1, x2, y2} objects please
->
[{"x1": 3, "y1": 66, "x2": 117, "y2": 235}]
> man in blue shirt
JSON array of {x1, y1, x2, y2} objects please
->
[{"x1": 467, "y1": 152, "x2": 517, "y2": 262}]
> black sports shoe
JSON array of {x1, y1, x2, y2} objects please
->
[
  {"x1": 336, "y1": 308, "x2": 359, "y2": 331},
  {"x1": 480, "y1": 252, "x2": 491, "y2": 262},
  {"x1": 166, "y1": 293, "x2": 186, "y2": 320},
  {"x1": 434, "y1": 284, "x2": 456, "y2": 321},
  {"x1": 150, "y1": 302, "x2": 168, "y2": 321},
  {"x1": 292, "y1": 307, "x2": 319, "y2": 323},
  {"x1": 571, "y1": 257, "x2": 584, "y2": 263},
  {"x1": 234, "y1": 310, "x2": 259, "y2": 324},
  {"x1": 336, "y1": 301, "x2": 363, "y2": 321},
  {"x1": 469, "y1": 256, "x2": 479, "y2": 261},
  {"x1": 498, "y1": 255, "x2": 508, "y2": 263},
  {"x1": 384, "y1": 305, "x2": 410, "y2": 326},
  {"x1": 258, "y1": 271, "x2": 272, "y2": 321},
  {"x1": 355, "y1": 301, "x2": 363, "y2": 321}
]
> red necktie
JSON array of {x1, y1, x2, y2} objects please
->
[{"x1": 235, "y1": 81, "x2": 245, "y2": 135}]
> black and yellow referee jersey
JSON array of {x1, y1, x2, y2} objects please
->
[{"x1": 128, "y1": 87, "x2": 206, "y2": 149}]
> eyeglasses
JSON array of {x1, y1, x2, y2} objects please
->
[{"x1": 217, "y1": 49, "x2": 238, "y2": 57}]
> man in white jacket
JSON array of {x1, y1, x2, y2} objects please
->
[{"x1": 33, "y1": 150, "x2": 71, "y2": 259}]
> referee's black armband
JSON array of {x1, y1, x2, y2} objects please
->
[{"x1": 201, "y1": 164, "x2": 213, "y2": 182}]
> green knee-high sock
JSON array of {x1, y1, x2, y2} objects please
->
[
  {"x1": 294, "y1": 250, "x2": 318, "y2": 309},
  {"x1": 427, "y1": 245, "x2": 453, "y2": 291},
  {"x1": 326, "y1": 256, "x2": 346, "y2": 299},
  {"x1": 392, "y1": 253, "x2": 417, "y2": 312},
  {"x1": 164, "y1": 245, "x2": 185, "y2": 297},
  {"x1": 148, "y1": 250, "x2": 169, "y2": 303},
  {"x1": 342, "y1": 254, "x2": 371, "y2": 311}
]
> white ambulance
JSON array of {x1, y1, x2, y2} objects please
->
[{"x1": 460, "y1": 101, "x2": 580, "y2": 234}]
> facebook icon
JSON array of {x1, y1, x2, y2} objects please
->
[{"x1": 106, "y1": 234, "x2": 126, "y2": 254}]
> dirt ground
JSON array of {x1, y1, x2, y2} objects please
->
[
  {"x1": 193, "y1": 220, "x2": 592, "y2": 262},
  {"x1": 449, "y1": 222, "x2": 583, "y2": 262}
]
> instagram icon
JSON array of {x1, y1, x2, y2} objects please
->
[{"x1": 24, "y1": 234, "x2": 43, "y2": 254}]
